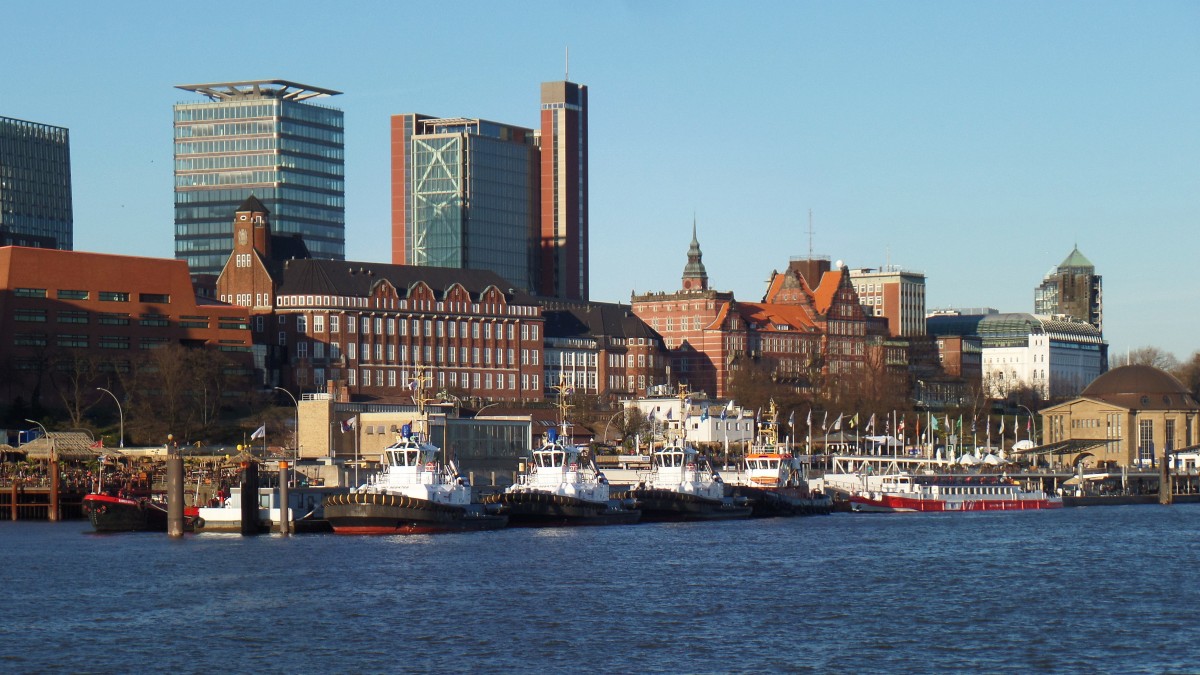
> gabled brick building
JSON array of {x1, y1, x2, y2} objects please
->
[
  {"x1": 631, "y1": 230, "x2": 871, "y2": 399},
  {"x1": 217, "y1": 197, "x2": 545, "y2": 401}
]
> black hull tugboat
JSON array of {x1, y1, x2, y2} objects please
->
[
  {"x1": 483, "y1": 431, "x2": 639, "y2": 527},
  {"x1": 616, "y1": 431, "x2": 751, "y2": 521},
  {"x1": 322, "y1": 372, "x2": 506, "y2": 535}
]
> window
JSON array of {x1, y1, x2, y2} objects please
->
[
  {"x1": 297, "y1": 342, "x2": 308, "y2": 359},
  {"x1": 58, "y1": 310, "x2": 87, "y2": 324},
  {"x1": 313, "y1": 315, "x2": 325, "y2": 333},
  {"x1": 347, "y1": 316, "x2": 356, "y2": 333},
  {"x1": 56, "y1": 289, "x2": 87, "y2": 300},
  {"x1": 362, "y1": 370, "x2": 371, "y2": 387},
  {"x1": 387, "y1": 318, "x2": 395, "y2": 335},
  {"x1": 331, "y1": 342, "x2": 341, "y2": 359},
  {"x1": 330, "y1": 315, "x2": 340, "y2": 332},
  {"x1": 348, "y1": 369, "x2": 356, "y2": 386},
  {"x1": 139, "y1": 293, "x2": 171, "y2": 303},
  {"x1": 296, "y1": 316, "x2": 307, "y2": 334},
  {"x1": 14, "y1": 309, "x2": 47, "y2": 322},
  {"x1": 99, "y1": 291, "x2": 130, "y2": 302},
  {"x1": 98, "y1": 313, "x2": 131, "y2": 326},
  {"x1": 1139, "y1": 419, "x2": 1154, "y2": 464},
  {"x1": 99, "y1": 336, "x2": 130, "y2": 349},
  {"x1": 485, "y1": 323, "x2": 493, "y2": 340},
  {"x1": 15, "y1": 288, "x2": 47, "y2": 298},
  {"x1": 57, "y1": 334, "x2": 88, "y2": 348}
]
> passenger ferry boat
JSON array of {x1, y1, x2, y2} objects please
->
[
  {"x1": 817, "y1": 455, "x2": 1061, "y2": 513},
  {"x1": 323, "y1": 374, "x2": 506, "y2": 534},
  {"x1": 725, "y1": 401, "x2": 832, "y2": 516},
  {"x1": 483, "y1": 427, "x2": 640, "y2": 526},
  {"x1": 616, "y1": 391, "x2": 752, "y2": 522}
]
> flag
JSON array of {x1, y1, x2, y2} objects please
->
[
  {"x1": 898, "y1": 418, "x2": 905, "y2": 433},
  {"x1": 971, "y1": 417, "x2": 977, "y2": 434},
  {"x1": 930, "y1": 415, "x2": 939, "y2": 432},
  {"x1": 90, "y1": 439, "x2": 103, "y2": 449},
  {"x1": 822, "y1": 411, "x2": 829, "y2": 431},
  {"x1": 250, "y1": 424, "x2": 266, "y2": 440},
  {"x1": 648, "y1": 409, "x2": 656, "y2": 421},
  {"x1": 719, "y1": 406, "x2": 727, "y2": 421},
  {"x1": 832, "y1": 414, "x2": 843, "y2": 432},
  {"x1": 726, "y1": 399, "x2": 735, "y2": 413},
  {"x1": 998, "y1": 418, "x2": 1005, "y2": 436},
  {"x1": 666, "y1": 408, "x2": 673, "y2": 421},
  {"x1": 944, "y1": 415, "x2": 951, "y2": 432},
  {"x1": 340, "y1": 418, "x2": 357, "y2": 433},
  {"x1": 788, "y1": 410, "x2": 796, "y2": 429},
  {"x1": 866, "y1": 413, "x2": 876, "y2": 433},
  {"x1": 807, "y1": 409, "x2": 812, "y2": 428},
  {"x1": 701, "y1": 406, "x2": 709, "y2": 422},
  {"x1": 849, "y1": 413, "x2": 859, "y2": 429}
]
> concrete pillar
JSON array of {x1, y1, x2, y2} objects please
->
[{"x1": 278, "y1": 461, "x2": 290, "y2": 536}]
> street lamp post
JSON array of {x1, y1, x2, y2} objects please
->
[
  {"x1": 274, "y1": 387, "x2": 300, "y2": 465},
  {"x1": 1018, "y1": 404, "x2": 1038, "y2": 446},
  {"x1": 97, "y1": 387, "x2": 124, "y2": 448},
  {"x1": 603, "y1": 409, "x2": 625, "y2": 447},
  {"x1": 26, "y1": 419, "x2": 58, "y2": 521},
  {"x1": 474, "y1": 402, "x2": 502, "y2": 418}
]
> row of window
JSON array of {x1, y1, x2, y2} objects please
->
[
  {"x1": 13, "y1": 308, "x2": 244, "y2": 330},
  {"x1": 332, "y1": 367, "x2": 537, "y2": 393},
  {"x1": 15, "y1": 288, "x2": 170, "y2": 303}
]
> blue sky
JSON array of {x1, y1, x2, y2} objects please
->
[{"x1": 4, "y1": 1, "x2": 1197, "y2": 358}]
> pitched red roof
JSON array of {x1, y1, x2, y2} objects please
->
[{"x1": 812, "y1": 269, "x2": 844, "y2": 315}]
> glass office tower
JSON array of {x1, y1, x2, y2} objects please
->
[
  {"x1": 0, "y1": 115, "x2": 73, "y2": 249},
  {"x1": 174, "y1": 80, "x2": 345, "y2": 277},
  {"x1": 396, "y1": 116, "x2": 538, "y2": 291}
]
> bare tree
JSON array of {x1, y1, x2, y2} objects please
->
[
  {"x1": 1110, "y1": 346, "x2": 1180, "y2": 371},
  {"x1": 49, "y1": 351, "x2": 102, "y2": 428}
]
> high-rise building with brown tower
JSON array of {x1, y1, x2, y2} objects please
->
[
  {"x1": 1034, "y1": 246, "x2": 1102, "y2": 332},
  {"x1": 391, "y1": 80, "x2": 588, "y2": 301}
]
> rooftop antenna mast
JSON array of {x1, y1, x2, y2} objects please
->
[
  {"x1": 807, "y1": 209, "x2": 814, "y2": 260},
  {"x1": 565, "y1": 46, "x2": 569, "y2": 80}
]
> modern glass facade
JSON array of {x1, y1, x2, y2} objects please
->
[
  {"x1": 174, "y1": 81, "x2": 344, "y2": 277},
  {"x1": 405, "y1": 118, "x2": 537, "y2": 291},
  {"x1": 0, "y1": 116, "x2": 73, "y2": 250}
]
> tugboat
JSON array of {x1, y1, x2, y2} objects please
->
[
  {"x1": 725, "y1": 400, "x2": 832, "y2": 517},
  {"x1": 483, "y1": 387, "x2": 640, "y2": 527},
  {"x1": 323, "y1": 372, "x2": 506, "y2": 535},
  {"x1": 614, "y1": 390, "x2": 752, "y2": 522},
  {"x1": 82, "y1": 492, "x2": 186, "y2": 532}
]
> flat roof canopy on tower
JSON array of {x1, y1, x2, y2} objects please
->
[{"x1": 176, "y1": 80, "x2": 342, "y2": 102}]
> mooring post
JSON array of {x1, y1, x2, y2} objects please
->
[
  {"x1": 1160, "y1": 451, "x2": 1173, "y2": 505},
  {"x1": 167, "y1": 453, "x2": 185, "y2": 537},
  {"x1": 240, "y1": 461, "x2": 259, "y2": 536},
  {"x1": 49, "y1": 457, "x2": 60, "y2": 522},
  {"x1": 9, "y1": 479, "x2": 17, "y2": 521},
  {"x1": 278, "y1": 461, "x2": 290, "y2": 536}
]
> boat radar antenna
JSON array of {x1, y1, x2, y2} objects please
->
[
  {"x1": 409, "y1": 364, "x2": 434, "y2": 440},
  {"x1": 552, "y1": 377, "x2": 575, "y2": 442},
  {"x1": 677, "y1": 385, "x2": 694, "y2": 443},
  {"x1": 761, "y1": 399, "x2": 779, "y2": 447}
]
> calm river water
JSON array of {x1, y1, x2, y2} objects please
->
[{"x1": 2, "y1": 506, "x2": 1199, "y2": 673}]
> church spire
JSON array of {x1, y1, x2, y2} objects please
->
[{"x1": 682, "y1": 216, "x2": 709, "y2": 291}]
